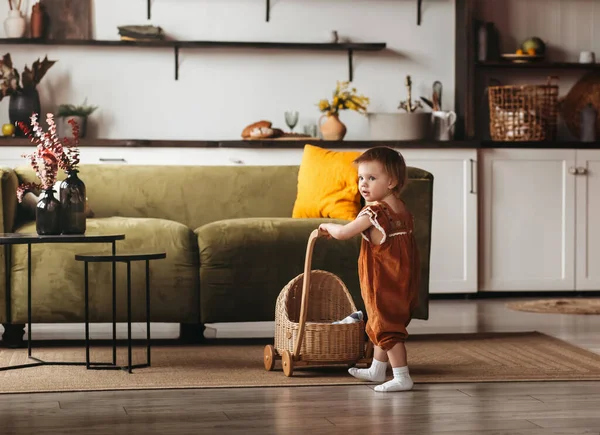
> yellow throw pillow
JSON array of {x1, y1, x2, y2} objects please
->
[{"x1": 292, "y1": 144, "x2": 362, "y2": 220}]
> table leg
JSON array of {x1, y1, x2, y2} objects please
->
[
  {"x1": 4, "y1": 244, "x2": 10, "y2": 324},
  {"x1": 111, "y1": 241, "x2": 117, "y2": 366},
  {"x1": 27, "y1": 243, "x2": 31, "y2": 357},
  {"x1": 127, "y1": 260, "x2": 132, "y2": 374},
  {"x1": 84, "y1": 261, "x2": 90, "y2": 369},
  {"x1": 146, "y1": 259, "x2": 151, "y2": 367}
]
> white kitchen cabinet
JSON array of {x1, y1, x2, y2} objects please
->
[
  {"x1": 575, "y1": 150, "x2": 600, "y2": 291},
  {"x1": 401, "y1": 149, "x2": 478, "y2": 294},
  {"x1": 481, "y1": 149, "x2": 577, "y2": 292}
]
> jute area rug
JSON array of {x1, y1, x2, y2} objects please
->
[
  {"x1": 507, "y1": 298, "x2": 600, "y2": 315},
  {"x1": 1, "y1": 331, "x2": 600, "y2": 394}
]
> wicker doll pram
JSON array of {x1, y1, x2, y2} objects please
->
[{"x1": 263, "y1": 229, "x2": 373, "y2": 377}]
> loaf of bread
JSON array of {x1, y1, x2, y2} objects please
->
[{"x1": 242, "y1": 120, "x2": 272, "y2": 138}]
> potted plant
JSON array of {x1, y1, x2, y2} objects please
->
[
  {"x1": 367, "y1": 75, "x2": 432, "y2": 140},
  {"x1": 56, "y1": 100, "x2": 98, "y2": 138},
  {"x1": 0, "y1": 53, "x2": 57, "y2": 136},
  {"x1": 317, "y1": 81, "x2": 369, "y2": 140}
]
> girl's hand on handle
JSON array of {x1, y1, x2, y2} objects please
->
[{"x1": 317, "y1": 224, "x2": 332, "y2": 239}]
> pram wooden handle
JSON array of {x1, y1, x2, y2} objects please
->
[{"x1": 293, "y1": 228, "x2": 322, "y2": 358}]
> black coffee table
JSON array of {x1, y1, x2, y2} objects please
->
[
  {"x1": 75, "y1": 252, "x2": 166, "y2": 373},
  {"x1": 0, "y1": 233, "x2": 125, "y2": 371}
]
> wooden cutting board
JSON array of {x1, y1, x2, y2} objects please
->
[{"x1": 42, "y1": 0, "x2": 92, "y2": 39}]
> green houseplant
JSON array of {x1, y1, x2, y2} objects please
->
[{"x1": 56, "y1": 100, "x2": 98, "y2": 138}]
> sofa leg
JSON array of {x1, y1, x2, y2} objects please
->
[
  {"x1": 179, "y1": 323, "x2": 206, "y2": 344},
  {"x1": 2, "y1": 324, "x2": 25, "y2": 348}
]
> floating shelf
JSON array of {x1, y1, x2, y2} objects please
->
[
  {"x1": 0, "y1": 38, "x2": 386, "y2": 82},
  {"x1": 476, "y1": 61, "x2": 600, "y2": 70}
]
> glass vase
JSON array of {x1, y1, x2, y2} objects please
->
[
  {"x1": 36, "y1": 189, "x2": 61, "y2": 235},
  {"x1": 60, "y1": 170, "x2": 87, "y2": 234}
]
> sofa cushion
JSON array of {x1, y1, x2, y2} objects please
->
[
  {"x1": 10, "y1": 217, "x2": 199, "y2": 323},
  {"x1": 195, "y1": 217, "x2": 362, "y2": 323},
  {"x1": 292, "y1": 145, "x2": 362, "y2": 220}
]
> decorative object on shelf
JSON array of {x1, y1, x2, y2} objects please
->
[
  {"x1": 579, "y1": 51, "x2": 596, "y2": 64},
  {"x1": 398, "y1": 75, "x2": 422, "y2": 113},
  {"x1": 368, "y1": 74, "x2": 431, "y2": 141},
  {"x1": 500, "y1": 53, "x2": 544, "y2": 64},
  {"x1": 329, "y1": 30, "x2": 339, "y2": 43},
  {"x1": 16, "y1": 112, "x2": 85, "y2": 235},
  {"x1": 432, "y1": 110, "x2": 457, "y2": 141},
  {"x1": 284, "y1": 110, "x2": 299, "y2": 133},
  {"x1": 476, "y1": 21, "x2": 500, "y2": 62},
  {"x1": 0, "y1": 52, "x2": 57, "y2": 136},
  {"x1": 488, "y1": 76, "x2": 559, "y2": 142},
  {"x1": 43, "y1": 0, "x2": 91, "y2": 40},
  {"x1": 501, "y1": 36, "x2": 546, "y2": 64},
  {"x1": 2, "y1": 122, "x2": 15, "y2": 136},
  {"x1": 30, "y1": 1, "x2": 46, "y2": 39},
  {"x1": 317, "y1": 81, "x2": 369, "y2": 140},
  {"x1": 559, "y1": 71, "x2": 600, "y2": 141},
  {"x1": 118, "y1": 25, "x2": 164, "y2": 41},
  {"x1": 580, "y1": 104, "x2": 597, "y2": 142},
  {"x1": 3, "y1": 0, "x2": 26, "y2": 38},
  {"x1": 56, "y1": 99, "x2": 97, "y2": 138}
]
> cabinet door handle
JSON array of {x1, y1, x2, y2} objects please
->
[
  {"x1": 469, "y1": 159, "x2": 475, "y2": 194},
  {"x1": 576, "y1": 166, "x2": 588, "y2": 175},
  {"x1": 569, "y1": 166, "x2": 577, "y2": 175},
  {"x1": 99, "y1": 158, "x2": 127, "y2": 163}
]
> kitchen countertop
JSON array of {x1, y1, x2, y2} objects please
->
[{"x1": 1, "y1": 137, "x2": 600, "y2": 149}]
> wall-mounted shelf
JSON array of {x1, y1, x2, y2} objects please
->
[
  {"x1": 0, "y1": 38, "x2": 386, "y2": 82},
  {"x1": 477, "y1": 61, "x2": 600, "y2": 70}
]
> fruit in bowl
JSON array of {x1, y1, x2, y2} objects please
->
[{"x1": 521, "y1": 37, "x2": 546, "y2": 56}]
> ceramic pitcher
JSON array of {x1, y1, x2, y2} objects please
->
[{"x1": 432, "y1": 110, "x2": 457, "y2": 141}]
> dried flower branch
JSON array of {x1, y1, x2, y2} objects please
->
[{"x1": 15, "y1": 112, "x2": 82, "y2": 202}]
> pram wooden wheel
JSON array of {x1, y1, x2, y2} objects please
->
[
  {"x1": 282, "y1": 350, "x2": 294, "y2": 377},
  {"x1": 263, "y1": 345, "x2": 276, "y2": 371}
]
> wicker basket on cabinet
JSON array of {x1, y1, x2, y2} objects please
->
[{"x1": 488, "y1": 77, "x2": 559, "y2": 141}]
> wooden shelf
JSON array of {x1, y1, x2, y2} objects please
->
[
  {"x1": 3, "y1": 137, "x2": 600, "y2": 149},
  {"x1": 476, "y1": 61, "x2": 600, "y2": 70},
  {"x1": 0, "y1": 38, "x2": 386, "y2": 81}
]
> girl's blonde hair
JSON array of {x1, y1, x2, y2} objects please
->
[{"x1": 353, "y1": 146, "x2": 408, "y2": 198}]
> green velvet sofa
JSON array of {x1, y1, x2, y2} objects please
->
[{"x1": 0, "y1": 164, "x2": 433, "y2": 346}]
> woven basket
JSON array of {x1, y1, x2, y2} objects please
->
[
  {"x1": 488, "y1": 77, "x2": 559, "y2": 141},
  {"x1": 274, "y1": 269, "x2": 364, "y2": 362}
]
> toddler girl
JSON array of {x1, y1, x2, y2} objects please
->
[{"x1": 319, "y1": 146, "x2": 420, "y2": 392}]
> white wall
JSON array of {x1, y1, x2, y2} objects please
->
[{"x1": 1, "y1": 0, "x2": 455, "y2": 140}]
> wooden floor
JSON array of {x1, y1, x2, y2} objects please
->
[{"x1": 2, "y1": 297, "x2": 600, "y2": 435}]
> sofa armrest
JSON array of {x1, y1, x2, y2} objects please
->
[{"x1": 0, "y1": 167, "x2": 18, "y2": 323}]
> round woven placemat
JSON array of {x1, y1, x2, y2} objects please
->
[{"x1": 507, "y1": 298, "x2": 600, "y2": 315}]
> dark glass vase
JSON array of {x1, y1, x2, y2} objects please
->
[
  {"x1": 36, "y1": 189, "x2": 61, "y2": 235},
  {"x1": 9, "y1": 87, "x2": 41, "y2": 137},
  {"x1": 60, "y1": 170, "x2": 86, "y2": 234}
]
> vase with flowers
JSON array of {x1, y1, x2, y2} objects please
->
[
  {"x1": 0, "y1": 52, "x2": 57, "y2": 136},
  {"x1": 16, "y1": 113, "x2": 84, "y2": 235},
  {"x1": 4, "y1": 0, "x2": 26, "y2": 38},
  {"x1": 317, "y1": 81, "x2": 369, "y2": 140}
]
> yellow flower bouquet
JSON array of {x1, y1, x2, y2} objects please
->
[{"x1": 317, "y1": 81, "x2": 369, "y2": 116}]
